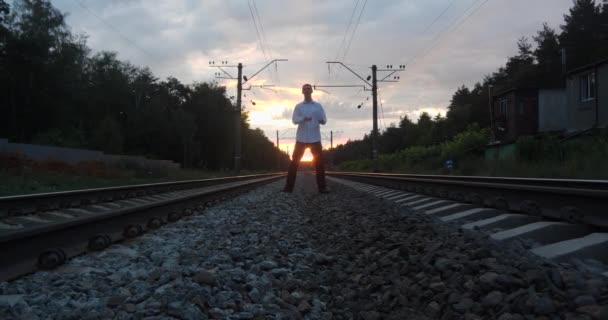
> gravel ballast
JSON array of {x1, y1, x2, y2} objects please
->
[{"x1": 0, "y1": 174, "x2": 607, "y2": 319}]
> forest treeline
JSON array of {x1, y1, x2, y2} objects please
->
[{"x1": 0, "y1": 0, "x2": 289, "y2": 171}]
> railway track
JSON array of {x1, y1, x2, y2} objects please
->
[
  {"x1": 0, "y1": 173, "x2": 285, "y2": 282},
  {"x1": 328, "y1": 172, "x2": 608, "y2": 277},
  {"x1": 2, "y1": 173, "x2": 607, "y2": 319}
]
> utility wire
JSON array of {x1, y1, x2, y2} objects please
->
[
  {"x1": 400, "y1": 0, "x2": 487, "y2": 71},
  {"x1": 253, "y1": 0, "x2": 272, "y2": 60},
  {"x1": 248, "y1": 0, "x2": 269, "y2": 63},
  {"x1": 341, "y1": 0, "x2": 367, "y2": 63},
  {"x1": 332, "y1": 0, "x2": 367, "y2": 83},
  {"x1": 334, "y1": 0, "x2": 360, "y2": 62},
  {"x1": 421, "y1": 0, "x2": 457, "y2": 35},
  {"x1": 72, "y1": 0, "x2": 160, "y2": 61},
  {"x1": 330, "y1": 0, "x2": 360, "y2": 83},
  {"x1": 252, "y1": 0, "x2": 277, "y2": 83},
  {"x1": 416, "y1": 0, "x2": 491, "y2": 65}
]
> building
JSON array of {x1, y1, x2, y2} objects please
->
[
  {"x1": 565, "y1": 58, "x2": 608, "y2": 131},
  {"x1": 492, "y1": 88, "x2": 541, "y2": 142},
  {"x1": 492, "y1": 57, "x2": 608, "y2": 141}
]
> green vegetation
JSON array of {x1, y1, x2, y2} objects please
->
[
  {"x1": 330, "y1": 0, "x2": 608, "y2": 178},
  {"x1": 0, "y1": 162, "x2": 273, "y2": 197},
  {"x1": 0, "y1": 169, "x2": 216, "y2": 197},
  {"x1": 338, "y1": 127, "x2": 608, "y2": 180}
]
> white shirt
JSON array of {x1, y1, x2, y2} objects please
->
[{"x1": 292, "y1": 100, "x2": 327, "y2": 143}]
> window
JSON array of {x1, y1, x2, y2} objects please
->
[
  {"x1": 580, "y1": 73, "x2": 595, "y2": 101},
  {"x1": 499, "y1": 99, "x2": 508, "y2": 115}
]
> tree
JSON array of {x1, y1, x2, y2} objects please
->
[
  {"x1": 559, "y1": 0, "x2": 604, "y2": 68},
  {"x1": 534, "y1": 23, "x2": 563, "y2": 87}
]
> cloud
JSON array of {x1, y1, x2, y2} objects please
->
[{"x1": 53, "y1": 0, "x2": 574, "y2": 143}]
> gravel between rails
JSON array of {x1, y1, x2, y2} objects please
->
[{"x1": 0, "y1": 174, "x2": 607, "y2": 320}]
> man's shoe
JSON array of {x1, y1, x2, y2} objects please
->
[
  {"x1": 318, "y1": 189, "x2": 330, "y2": 194},
  {"x1": 282, "y1": 189, "x2": 292, "y2": 193}
]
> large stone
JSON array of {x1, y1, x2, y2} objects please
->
[
  {"x1": 259, "y1": 261, "x2": 278, "y2": 270},
  {"x1": 434, "y1": 258, "x2": 452, "y2": 272},
  {"x1": 497, "y1": 313, "x2": 525, "y2": 320},
  {"x1": 425, "y1": 301, "x2": 441, "y2": 318},
  {"x1": 360, "y1": 310, "x2": 381, "y2": 320},
  {"x1": 193, "y1": 270, "x2": 217, "y2": 286},
  {"x1": 479, "y1": 272, "x2": 499, "y2": 290},
  {"x1": 0, "y1": 295, "x2": 26, "y2": 308},
  {"x1": 575, "y1": 295, "x2": 596, "y2": 307},
  {"x1": 167, "y1": 301, "x2": 205, "y2": 320},
  {"x1": 106, "y1": 295, "x2": 125, "y2": 307},
  {"x1": 482, "y1": 291, "x2": 503, "y2": 307},
  {"x1": 429, "y1": 281, "x2": 446, "y2": 292},
  {"x1": 576, "y1": 305, "x2": 605, "y2": 319},
  {"x1": 453, "y1": 298, "x2": 474, "y2": 313},
  {"x1": 532, "y1": 296, "x2": 556, "y2": 315}
]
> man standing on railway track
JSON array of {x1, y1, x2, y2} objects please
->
[{"x1": 283, "y1": 83, "x2": 329, "y2": 194}]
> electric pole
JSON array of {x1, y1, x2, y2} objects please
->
[
  {"x1": 235, "y1": 63, "x2": 243, "y2": 173},
  {"x1": 371, "y1": 65, "x2": 378, "y2": 167},
  {"x1": 330, "y1": 130, "x2": 333, "y2": 170},
  {"x1": 316, "y1": 62, "x2": 403, "y2": 172},
  {"x1": 210, "y1": 59, "x2": 287, "y2": 174},
  {"x1": 276, "y1": 130, "x2": 280, "y2": 171},
  {"x1": 488, "y1": 84, "x2": 495, "y2": 142}
]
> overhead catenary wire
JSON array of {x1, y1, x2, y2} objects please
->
[
  {"x1": 416, "y1": 0, "x2": 491, "y2": 64},
  {"x1": 251, "y1": 0, "x2": 278, "y2": 83},
  {"x1": 247, "y1": 0, "x2": 269, "y2": 64},
  {"x1": 341, "y1": 0, "x2": 367, "y2": 63},
  {"x1": 72, "y1": 0, "x2": 161, "y2": 62},
  {"x1": 334, "y1": 0, "x2": 361, "y2": 62},
  {"x1": 420, "y1": 0, "x2": 457, "y2": 36},
  {"x1": 414, "y1": 0, "x2": 491, "y2": 66},
  {"x1": 331, "y1": 0, "x2": 368, "y2": 83},
  {"x1": 252, "y1": 0, "x2": 272, "y2": 60},
  {"x1": 400, "y1": 0, "x2": 490, "y2": 72},
  {"x1": 329, "y1": 0, "x2": 360, "y2": 83}
]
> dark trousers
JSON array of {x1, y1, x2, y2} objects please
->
[{"x1": 284, "y1": 141, "x2": 326, "y2": 192}]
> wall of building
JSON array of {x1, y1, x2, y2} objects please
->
[
  {"x1": 598, "y1": 63, "x2": 608, "y2": 128},
  {"x1": 566, "y1": 68, "x2": 600, "y2": 130},
  {"x1": 484, "y1": 143, "x2": 516, "y2": 161},
  {"x1": 538, "y1": 89, "x2": 567, "y2": 132},
  {"x1": 513, "y1": 90, "x2": 539, "y2": 137},
  {"x1": 493, "y1": 89, "x2": 538, "y2": 142}
]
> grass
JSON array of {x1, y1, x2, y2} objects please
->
[{"x1": 0, "y1": 168, "x2": 275, "y2": 197}]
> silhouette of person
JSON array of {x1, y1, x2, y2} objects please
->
[{"x1": 283, "y1": 84, "x2": 328, "y2": 193}]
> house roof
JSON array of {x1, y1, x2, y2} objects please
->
[{"x1": 567, "y1": 57, "x2": 608, "y2": 75}]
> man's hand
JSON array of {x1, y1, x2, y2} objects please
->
[{"x1": 304, "y1": 116, "x2": 312, "y2": 121}]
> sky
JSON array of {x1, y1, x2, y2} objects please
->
[{"x1": 52, "y1": 0, "x2": 576, "y2": 160}]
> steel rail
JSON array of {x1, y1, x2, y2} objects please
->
[
  {"x1": 332, "y1": 172, "x2": 608, "y2": 190},
  {"x1": 327, "y1": 172, "x2": 608, "y2": 229},
  {"x1": 0, "y1": 173, "x2": 283, "y2": 217},
  {"x1": 0, "y1": 173, "x2": 285, "y2": 281}
]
